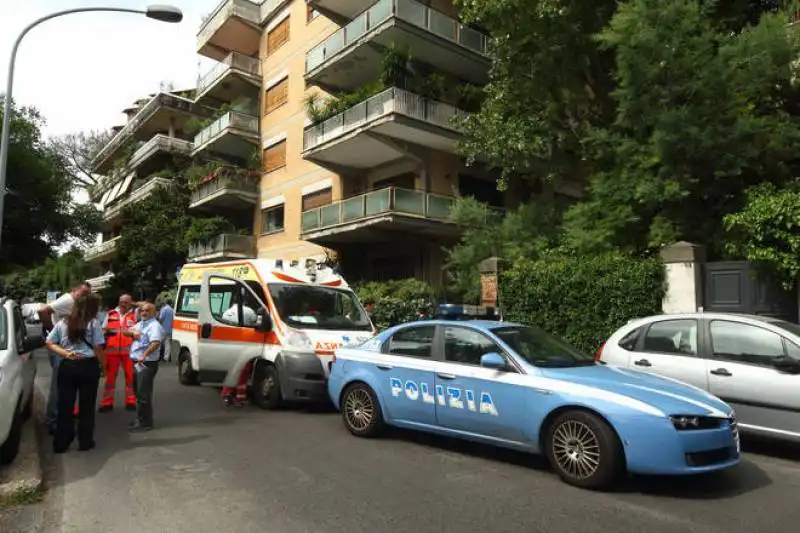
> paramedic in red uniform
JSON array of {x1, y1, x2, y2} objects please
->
[{"x1": 99, "y1": 294, "x2": 138, "y2": 412}]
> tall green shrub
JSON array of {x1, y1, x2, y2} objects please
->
[
  {"x1": 355, "y1": 279, "x2": 437, "y2": 331},
  {"x1": 501, "y1": 251, "x2": 666, "y2": 353}
]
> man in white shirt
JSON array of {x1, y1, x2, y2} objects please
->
[{"x1": 38, "y1": 282, "x2": 92, "y2": 433}]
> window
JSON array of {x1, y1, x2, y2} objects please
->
[
  {"x1": 444, "y1": 326, "x2": 504, "y2": 367},
  {"x1": 268, "y1": 284, "x2": 371, "y2": 332},
  {"x1": 263, "y1": 140, "x2": 287, "y2": 173},
  {"x1": 13, "y1": 306, "x2": 25, "y2": 351},
  {"x1": 385, "y1": 326, "x2": 435, "y2": 358},
  {"x1": 261, "y1": 204, "x2": 285, "y2": 234},
  {"x1": 372, "y1": 173, "x2": 416, "y2": 191},
  {"x1": 0, "y1": 307, "x2": 7, "y2": 350},
  {"x1": 710, "y1": 321, "x2": 785, "y2": 366},
  {"x1": 208, "y1": 277, "x2": 262, "y2": 327},
  {"x1": 618, "y1": 327, "x2": 641, "y2": 351},
  {"x1": 307, "y1": 5, "x2": 319, "y2": 22},
  {"x1": 176, "y1": 285, "x2": 201, "y2": 317},
  {"x1": 266, "y1": 17, "x2": 290, "y2": 55},
  {"x1": 785, "y1": 339, "x2": 800, "y2": 361},
  {"x1": 492, "y1": 325, "x2": 594, "y2": 367},
  {"x1": 264, "y1": 78, "x2": 288, "y2": 115},
  {"x1": 642, "y1": 320, "x2": 697, "y2": 356},
  {"x1": 302, "y1": 187, "x2": 332, "y2": 211}
]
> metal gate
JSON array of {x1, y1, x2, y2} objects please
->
[{"x1": 703, "y1": 261, "x2": 798, "y2": 322}]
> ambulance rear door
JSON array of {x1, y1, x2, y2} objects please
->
[{"x1": 198, "y1": 272, "x2": 272, "y2": 385}]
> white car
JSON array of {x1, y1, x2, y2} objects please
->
[{"x1": 0, "y1": 297, "x2": 39, "y2": 466}]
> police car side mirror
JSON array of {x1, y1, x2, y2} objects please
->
[
  {"x1": 254, "y1": 309, "x2": 272, "y2": 333},
  {"x1": 480, "y1": 352, "x2": 506, "y2": 370}
]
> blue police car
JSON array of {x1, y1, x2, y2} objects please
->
[{"x1": 327, "y1": 305, "x2": 740, "y2": 489}]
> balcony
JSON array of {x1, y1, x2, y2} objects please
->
[
  {"x1": 305, "y1": 0, "x2": 489, "y2": 91},
  {"x1": 187, "y1": 234, "x2": 256, "y2": 263},
  {"x1": 308, "y1": 0, "x2": 368, "y2": 20},
  {"x1": 85, "y1": 236, "x2": 121, "y2": 263},
  {"x1": 86, "y1": 272, "x2": 115, "y2": 292},
  {"x1": 193, "y1": 111, "x2": 259, "y2": 159},
  {"x1": 197, "y1": 52, "x2": 261, "y2": 105},
  {"x1": 301, "y1": 187, "x2": 461, "y2": 244},
  {"x1": 303, "y1": 87, "x2": 467, "y2": 169},
  {"x1": 103, "y1": 177, "x2": 172, "y2": 226},
  {"x1": 190, "y1": 172, "x2": 259, "y2": 211},
  {"x1": 129, "y1": 135, "x2": 193, "y2": 170},
  {"x1": 92, "y1": 93, "x2": 212, "y2": 174},
  {"x1": 198, "y1": 0, "x2": 262, "y2": 61}
]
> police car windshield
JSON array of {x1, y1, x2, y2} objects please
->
[
  {"x1": 491, "y1": 325, "x2": 595, "y2": 367},
  {"x1": 267, "y1": 284, "x2": 372, "y2": 331}
]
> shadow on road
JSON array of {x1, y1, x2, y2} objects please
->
[{"x1": 387, "y1": 427, "x2": 774, "y2": 499}]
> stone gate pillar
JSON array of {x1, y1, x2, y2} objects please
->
[{"x1": 660, "y1": 241, "x2": 706, "y2": 314}]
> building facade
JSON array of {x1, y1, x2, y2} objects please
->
[{"x1": 86, "y1": 0, "x2": 580, "y2": 290}]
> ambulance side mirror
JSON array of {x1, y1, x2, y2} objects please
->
[{"x1": 255, "y1": 308, "x2": 272, "y2": 333}]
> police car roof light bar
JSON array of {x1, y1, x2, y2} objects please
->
[{"x1": 436, "y1": 304, "x2": 501, "y2": 321}]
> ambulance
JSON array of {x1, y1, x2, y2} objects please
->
[{"x1": 172, "y1": 257, "x2": 375, "y2": 408}]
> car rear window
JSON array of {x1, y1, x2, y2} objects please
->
[
  {"x1": 771, "y1": 320, "x2": 800, "y2": 339},
  {"x1": 0, "y1": 307, "x2": 7, "y2": 350}
]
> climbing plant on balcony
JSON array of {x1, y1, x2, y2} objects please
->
[{"x1": 183, "y1": 102, "x2": 236, "y2": 135}]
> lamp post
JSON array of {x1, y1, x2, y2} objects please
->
[{"x1": 0, "y1": 4, "x2": 183, "y2": 252}]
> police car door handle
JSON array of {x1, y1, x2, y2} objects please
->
[
  {"x1": 437, "y1": 372, "x2": 456, "y2": 380},
  {"x1": 376, "y1": 363, "x2": 393, "y2": 370},
  {"x1": 710, "y1": 368, "x2": 732, "y2": 377},
  {"x1": 634, "y1": 359, "x2": 652, "y2": 367}
]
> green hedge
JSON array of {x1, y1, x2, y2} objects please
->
[
  {"x1": 355, "y1": 278, "x2": 437, "y2": 331},
  {"x1": 500, "y1": 251, "x2": 666, "y2": 353}
]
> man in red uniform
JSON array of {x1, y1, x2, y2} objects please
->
[{"x1": 99, "y1": 294, "x2": 137, "y2": 412}]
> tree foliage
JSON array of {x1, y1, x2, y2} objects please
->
[
  {"x1": 0, "y1": 100, "x2": 101, "y2": 273},
  {"x1": 723, "y1": 183, "x2": 800, "y2": 288},
  {"x1": 49, "y1": 130, "x2": 112, "y2": 190},
  {"x1": 0, "y1": 248, "x2": 91, "y2": 301}
]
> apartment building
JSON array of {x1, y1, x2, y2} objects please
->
[{"x1": 86, "y1": 0, "x2": 579, "y2": 290}]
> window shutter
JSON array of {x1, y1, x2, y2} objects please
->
[
  {"x1": 263, "y1": 141, "x2": 287, "y2": 173},
  {"x1": 302, "y1": 187, "x2": 332, "y2": 211},
  {"x1": 267, "y1": 18, "x2": 290, "y2": 55},
  {"x1": 264, "y1": 78, "x2": 289, "y2": 114}
]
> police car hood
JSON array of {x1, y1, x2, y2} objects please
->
[{"x1": 539, "y1": 364, "x2": 732, "y2": 418}]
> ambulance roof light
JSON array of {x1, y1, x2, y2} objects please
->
[
  {"x1": 436, "y1": 304, "x2": 501, "y2": 321},
  {"x1": 275, "y1": 259, "x2": 283, "y2": 269}
]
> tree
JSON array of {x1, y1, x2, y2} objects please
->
[
  {"x1": 723, "y1": 183, "x2": 800, "y2": 288},
  {"x1": 0, "y1": 99, "x2": 101, "y2": 273},
  {"x1": 0, "y1": 248, "x2": 91, "y2": 301},
  {"x1": 563, "y1": 1, "x2": 800, "y2": 256},
  {"x1": 49, "y1": 130, "x2": 112, "y2": 190}
]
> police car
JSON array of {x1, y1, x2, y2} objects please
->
[{"x1": 327, "y1": 305, "x2": 741, "y2": 490}]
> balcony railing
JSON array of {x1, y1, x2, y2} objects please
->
[
  {"x1": 197, "y1": 52, "x2": 261, "y2": 95},
  {"x1": 85, "y1": 236, "x2": 121, "y2": 261},
  {"x1": 198, "y1": 0, "x2": 261, "y2": 44},
  {"x1": 92, "y1": 93, "x2": 198, "y2": 170},
  {"x1": 194, "y1": 111, "x2": 259, "y2": 149},
  {"x1": 128, "y1": 135, "x2": 192, "y2": 169},
  {"x1": 188, "y1": 234, "x2": 256, "y2": 261},
  {"x1": 301, "y1": 187, "x2": 456, "y2": 232},
  {"x1": 86, "y1": 272, "x2": 115, "y2": 292},
  {"x1": 303, "y1": 87, "x2": 468, "y2": 151},
  {"x1": 103, "y1": 177, "x2": 172, "y2": 221},
  {"x1": 190, "y1": 173, "x2": 259, "y2": 206},
  {"x1": 306, "y1": 0, "x2": 488, "y2": 72}
]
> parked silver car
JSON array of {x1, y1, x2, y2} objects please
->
[{"x1": 598, "y1": 312, "x2": 800, "y2": 443}]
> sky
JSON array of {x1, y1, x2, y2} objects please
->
[{"x1": 0, "y1": 0, "x2": 221, "y2": 244}]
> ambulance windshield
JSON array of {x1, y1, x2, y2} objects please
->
[{"x1": 267, "y1": 284, "x2": 372, "y2": 331}]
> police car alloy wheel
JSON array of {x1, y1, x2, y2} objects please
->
[
  {"x1": 544, "y1": 410, "x2": 624, "y2": 490},
  {"x1": 341, "y1": 383, "x2": 384, "y2": 438}
]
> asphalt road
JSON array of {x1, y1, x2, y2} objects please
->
[{"x1": 4, "y1": 350, "x2": 800, "y2": 533}]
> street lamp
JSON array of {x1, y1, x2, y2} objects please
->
[{"x1": 0, "y1": 4, "x2": 183, "y2": 252}]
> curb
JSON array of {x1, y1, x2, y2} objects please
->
[{"x1": 0, "y1": 388, "x2": 46, "y2": 507}]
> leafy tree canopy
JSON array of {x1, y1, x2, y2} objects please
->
[{"x1": 0, "y1": 99, "x2": 101, "y2": 273}]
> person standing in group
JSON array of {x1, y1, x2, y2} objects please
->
[
  {"x1": 99, "y1": 294, "x2": 138, "y2": 413},
  {"x1": 158, "y1": 297, "x2": 174, "y2": 363},
  {"x1": 38, "y1": 282, "x2": 92, "y2": 433},
  {"x1": 123, "y1": 302, "x2": 164, "y2": 432},
  {"x1": 45, "y1": 293, "x2": 105, "y2": 453}
]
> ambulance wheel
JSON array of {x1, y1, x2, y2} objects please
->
[
  {"x1": 341, "y1": 382, "x2": 384, "y2": 438},
  {"x1": 252, "y1": 363, "x2": 282, "y2": 410},
  {"x1": 177, "y1": 351, "x2": 199, "y2": 386}
]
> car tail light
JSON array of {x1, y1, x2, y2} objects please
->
[{"x1": 594, "y1": 341, "x2": 606, "y2": 361}]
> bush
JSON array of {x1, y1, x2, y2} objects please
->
[
  {"x1": 355, "y1": 279, "x2": 437, "y2": 331},
  {"x1": 501, "y1": 251, "x2": 666, "y2": 353}
]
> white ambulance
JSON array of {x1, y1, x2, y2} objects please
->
[{"x1": 172, "y1": 257, "x2": 375, "y2": 408}]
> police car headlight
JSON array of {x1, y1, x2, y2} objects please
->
[
  {"x1": 285, "y1": 329, "x2": 313, "y2": 350},
  {"x1": 669, "y1": 415, "x2": 722, "y2": 430}
]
